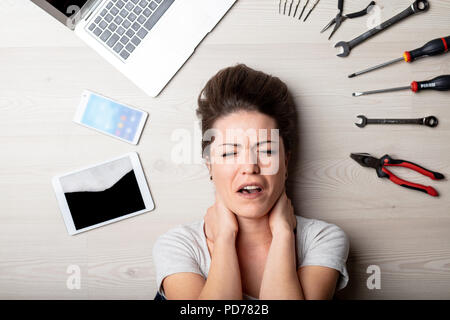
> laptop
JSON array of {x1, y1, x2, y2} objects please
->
[{"x1": 31, "y1": 0, "x2": 237, "y2": 97}]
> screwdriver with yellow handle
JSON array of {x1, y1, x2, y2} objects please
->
[
  {"x1": 352, "y1": 75, "x2": 450, "y2": 97},
  {"x1": 348, "y1": 36, "x2": 450, "y2": 78}
]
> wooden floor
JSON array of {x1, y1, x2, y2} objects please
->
[{"x1": 1, "y1": 0, "x2": 450, "y2": 299}]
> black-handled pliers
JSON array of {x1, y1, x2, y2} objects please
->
[
  {"x1": 350, "y1": 153, "x2": 445, "y2": 197},
  {"x1": 321, "y1": 0, "x2": 376, "y2": 40}
]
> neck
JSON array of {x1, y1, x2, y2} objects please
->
[{"x1": 235, "y1": 214, "x2": 272, "y2": 249}]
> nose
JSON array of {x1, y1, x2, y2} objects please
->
[
  {"x1": 240, "y1": 163, "x2": 260, "y2": 175},
  {"x1": 239, "y1": 150, "x2": 261, "y2": 175}
]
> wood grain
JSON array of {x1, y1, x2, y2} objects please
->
[{"x1": 1, "y1": 0, "x2": 449, "y2": 299}]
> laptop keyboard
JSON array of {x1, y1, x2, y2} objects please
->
[{"x1": 87, "y1": 0, "x2": 175, "y2": 60}]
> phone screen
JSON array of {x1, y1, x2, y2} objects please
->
[{"x1": 79, "y1": 93, "x2": 145, "y2": 143}]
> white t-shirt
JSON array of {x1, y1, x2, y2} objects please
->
[{"x1": 153, "y1": 215, "x2": 350, "y2": 300}]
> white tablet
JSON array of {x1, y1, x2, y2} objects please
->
[{"x1": 52, "y1": 152, "x2": 154, "y2": 235}]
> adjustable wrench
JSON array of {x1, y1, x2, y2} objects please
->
[{"x1": 335, "y1": 0, "x2": 429, "y2": 57}]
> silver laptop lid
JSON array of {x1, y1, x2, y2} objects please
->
[{"x1": 30, "y1": 0, "x2": 100, "y2": 30}]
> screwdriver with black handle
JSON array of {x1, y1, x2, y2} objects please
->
[
  {"x1": 353, "y1": 75, "x2": 450, "y2": 97},
  {"x1": 348, "y1": 36, "x2": 450, "y2": 78}
]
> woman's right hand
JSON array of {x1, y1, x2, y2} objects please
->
[{"x1": 204, "y1": 192, "x2": 239, "y2": 243}]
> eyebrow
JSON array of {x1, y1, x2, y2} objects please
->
[{"x1": 218, "y1": 140, "x2": 277, "y2": 147}]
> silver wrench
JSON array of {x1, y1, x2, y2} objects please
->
[
  {"x1": 335, "y1": 0, "x2": 429, "y2": 57},
  {"x1": 355, "y1": 115, "x2": 438, "y2": 128}
]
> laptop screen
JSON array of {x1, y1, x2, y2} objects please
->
[{"x1": 44, "y1": 0, "x2": 90, "y2": 17}]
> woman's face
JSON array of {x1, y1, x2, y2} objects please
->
[{"x1": 207, "y1": 110, "x2": 289, "y2": 219}]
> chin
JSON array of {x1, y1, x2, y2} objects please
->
[{"x1": 232, "y1": 203, "x2": 270, "y2": 219}]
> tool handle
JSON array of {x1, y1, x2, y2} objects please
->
[
  {"x1": 346, "y1": 1, "x2": 375, "y2": 19},
  {"x1": 347, "y1": 0, "x2": 429, "y2": 50},
  {"x1": 405, "y1": 36, "x2": 450, "y2": 62},
  {"x1": 368, "y1": 118, "x2": 421, "y2": 125},
  {"x1": 338, "y1": 0, "x2": 344, "y2": 12},
  {"x1": 381, "y1": 167, "x2": 439, "y2": 197},
  {"x1": 411, "y1": 75, "x2": 450, "y2": 92},
  {"x1": 382, "y1": 157, "x2": 445, "y2": 180}
]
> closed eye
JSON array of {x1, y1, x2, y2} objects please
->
[{"x1": 222, "y1": 152, "x2": 237, "y2": 157}]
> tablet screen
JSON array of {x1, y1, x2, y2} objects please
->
[{"x1": 58, "y1": 156, "x2": 146, "y2": 230}]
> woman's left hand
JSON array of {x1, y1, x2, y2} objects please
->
[{"x1": 268, "y1": 190, "x2": 296, "y2": 235}]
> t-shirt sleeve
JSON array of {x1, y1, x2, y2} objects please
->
[
  {"x1": 299, "y1": 220, "x2": 350, "y2": 291},
  {"x1": 152, "y1": 227, "x2": 204, "y2": 296}
]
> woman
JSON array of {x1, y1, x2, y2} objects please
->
[{"x1": 153, "y1": 64, "x2": 349, "y2": 300}]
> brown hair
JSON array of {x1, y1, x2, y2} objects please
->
[{"x1": 196, "y1": 64, "x2": 297, "y2": 158}]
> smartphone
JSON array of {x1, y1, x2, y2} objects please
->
[{"x1": 74, "y1": 90, "x2": 148, "y2": 145}]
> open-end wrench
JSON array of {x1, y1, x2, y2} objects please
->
[
  {"x1": 355, "y1": 115, "x2": 438, "y2": 128},
  {"x1": 335, "y1": 0, "x2": 429, "y2": 57}
]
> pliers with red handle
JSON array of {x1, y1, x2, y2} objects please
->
[{"x1": 350, "y1": 153, "x2": 445, "y2": 197}]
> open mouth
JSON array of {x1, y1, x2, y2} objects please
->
[
  {"x1": 238, "y1": 186, "x2": 263, "y2": 194},
  {"x1": 236, "y1": 182, "x2": 265, "y2": 199}
]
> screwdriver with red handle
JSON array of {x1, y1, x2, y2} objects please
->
[
  {"x1": 352, "y1": 75, "x2": 450, "y2": 97},
  {"x1": 348, "y1": 36, "x2": 450, "y2": 78}
]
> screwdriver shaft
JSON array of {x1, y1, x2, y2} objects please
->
[
  {"x1": 299, "y1": 0, "x2": 309, "y2": 20},
  {"x1": 293, "y1": 0, "x2": 300, "y2": 17},
  {"x1": 349, "y1": 57, "x2": 404, "y2": 78},
  {"x1": 304, "y1": 0, "x2": 320, "y2": 21},
  {"x1": 353, "y1": 86, "x2": 410, "y2": 97}
]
